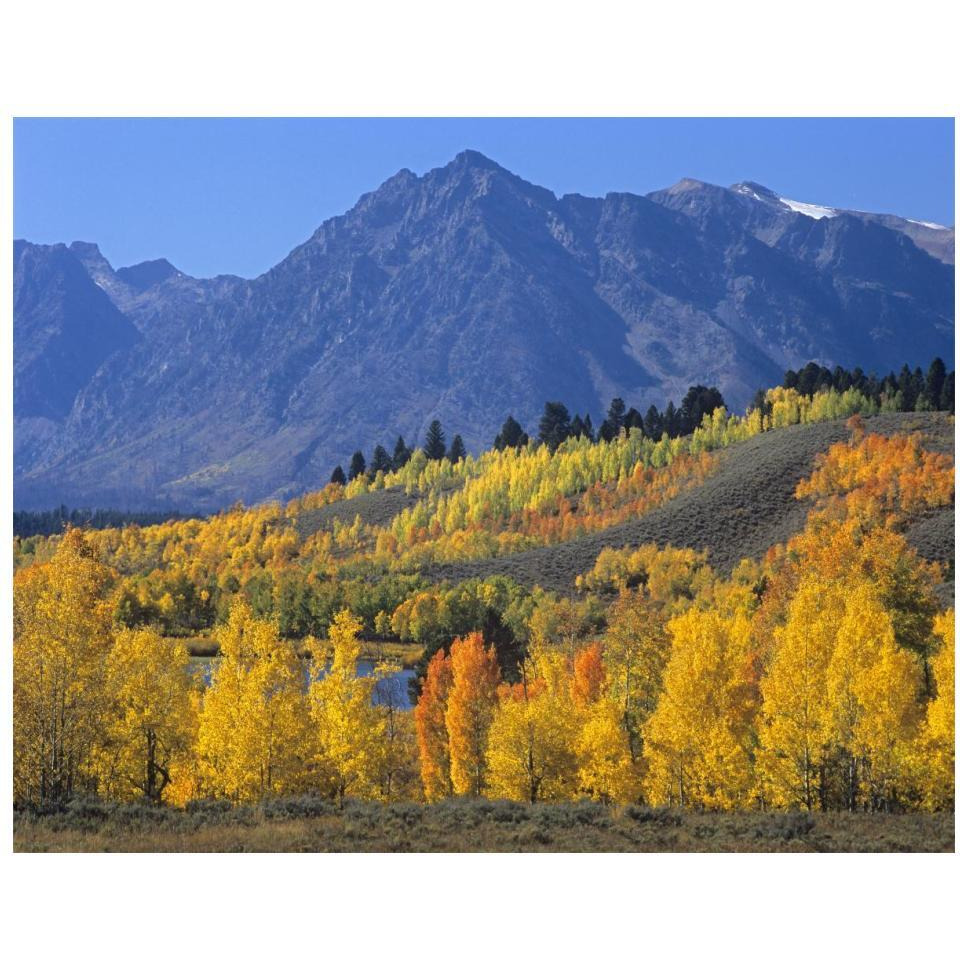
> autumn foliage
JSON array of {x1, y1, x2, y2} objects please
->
[{"x1": 12, "y1": 409, "x2": 955, "y2": 814}]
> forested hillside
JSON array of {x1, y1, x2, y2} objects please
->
[{"x1": 13, "y1": 377, "x2": 955, "y2": 836}]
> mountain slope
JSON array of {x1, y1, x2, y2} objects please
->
[{"x1": 13, "y1": 152, "x2": 954, "y2": 510}]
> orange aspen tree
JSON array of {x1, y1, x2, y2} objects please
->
[
  {"x1": 414, "y1": 648, "x2": 455, "y2": 800},
  {"x1": 446, "y1": 632, "x2": 500, "y2": 796},
  {"x1": 571, "y1": 641, "x2": 605, "y2": 707}
]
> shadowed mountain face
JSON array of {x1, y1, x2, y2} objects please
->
[{"x1": 13, "y1": 151, "x2": 955, "y2": 511}]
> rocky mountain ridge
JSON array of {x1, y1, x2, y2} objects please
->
[{"x1": 14, "y1": 150, "x2": 954, "y2": 510}]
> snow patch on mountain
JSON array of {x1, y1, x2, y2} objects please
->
[
  {"x1": 779, "y1": 197, "x2": 838, "y2": 220},
  {"x1": 908, "y1": 218, "x2": 950, "y2": 231}
]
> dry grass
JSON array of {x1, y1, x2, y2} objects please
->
[
  {"x1": 14, "y1": 799, "x2": 954, "y2": 853},
  {"x1": 425, "y1": 412, "x2": 954, "y2": 597}
]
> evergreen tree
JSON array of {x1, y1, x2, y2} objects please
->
[
  {"x1": 481, "y1": 608, "x2": 522, "y2": 685},
  {"x1": 392, "y1": 435, "x2": 411, "y2": 469},
  {"x1": 569, "y1": 414, "x2": 587, "y2": 439},
  {"x1": 493, "y1": 415, "x2": 527, "y2": 451},
  {"x1": 897, "y1": 364, "x2": 918, "y2": 410},
  {"x1": 348, "y1": 450, "x2": 366, "y2": 481},
  {"x1": 796, "y1": 362, "x2": 828, "y2": 397},
  {"x1": 941, "y1": 370, "x2": 955, "y2": 412},
  {"x1": 538, "y1": 401, "x2": 572, "y2": 451},
  {"x1": 833, "y1": 365, "x2": 852, "y2": 393},
  {"x1": 679, "y1": 385, "x2": 725, "y2": 434},
  {"x1": 448, "y1": 434, "x2": 467, "y2": 462},
  {"x1": 581, "y1": 413, "x2": 595, "y2": 442},
  {"x1": 925, "y1": 358, "x2": 946, "y2": 410},
  {"x1": 330, "y1": 465, "x2": 346, "y2": 486},
  {"x1": 663, "y1": 400, "x2": 680, "y2": 438},
  {"x1": 644, "y1": 405, "x2": 663, "y2": 441},
  {"x1": 599, "y1": 397, "x2": 626, "y2": 440},
  {"x1": 624, "y1": 407, "x2": 645, "y2": 434},
  {"x1": 423, "y1": 420, "x2": 446, "y2": 461},
  {"x1": 369, "y1": 445, "x2": 392, "y2": 476}
]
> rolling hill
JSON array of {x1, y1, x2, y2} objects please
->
[{"x1": 296, "y1": 411, "x2": 954, "y2": 601}]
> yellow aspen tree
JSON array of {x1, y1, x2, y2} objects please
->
[
  {"x1": 923, "y1": 609, "x2": 955, "y2": 809},
  {"x1": 13, "y1": 530, "x2": 114, "y2": 804},
  {"x1": 570, "y1": 641, "x2": 640, "y2": 803},
  {"x1": 758, "y1": 577, "x2": 841, "y2": 810},
  {"x1": 163, "y1": 686, "x2": 204, "y2": 808},
  {"x1": 92, "y1": 628, "x2": 195, "y2": 804},
  {"x1": 602, "y1": 591, "x2": 672, "y2": 763},
  {"x1": 446, "y1": 632, "x2": 500, "y2": 796},
  {"x1": 644, "y1": 607, "x2": 755, "y2": 809},
  {"x1": 196, "y1": 598, "x2": 310, "y2": 802},
  {"x1": 371, "y1": 661, "x2": 419, "y2": 801},
  {"x1": 825, "y1": 582, "x2": 923, "y2": 809},
  {"x1": 576, "y1": 697, "x2": 641, "y2": 803},
  {"x1": 847, "y1": 616, "x2": 924, "y2": 809},
  {"x1": 485, "y1": 647, "x2": 578, "y2": 803},
  {"x1": 308, "y1": 609, "x2": 384, "y2": 805},
  {"x1": 528, "y1": 595, "x2": 588, "y2": 652}
]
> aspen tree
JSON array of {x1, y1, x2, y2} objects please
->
[
  {"x1": 308, "y1": 609, "x2": 383, "y2": 804},
  {"x1": 644, "y1": 607, "x2": 755, "y2": 809},
  {"x1": 415, "y1": 648, "x2": 455, "y2": 800},
  {"x1": 93, "y1": 628, "x2": 195, "y2": 803},
  {"x1": 13, "y1": 530, "x2": 114, "y2": 803},
  {"x1": 486, "y1": 647, "x2": 578, "y2": 803},
  {"x1": 446, "y1": 632, "x2": 500, "y2": 796},
  {"x1": 758, "y1": 578, "x2": 841, "y2": 809},
  {"x1": 196, "y1": 598, "x2": 309, "y2": 802},
  {"x1": 923, "y1": 609, "x2": 955, "y2": 809}
]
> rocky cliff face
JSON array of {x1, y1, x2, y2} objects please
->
[{"x1": 14, "y1": 150, "x2": 954, "y2": 510}]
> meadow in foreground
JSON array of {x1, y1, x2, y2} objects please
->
[{"x1": 14, "y1": 799, "x2": 953, "y2": 853}]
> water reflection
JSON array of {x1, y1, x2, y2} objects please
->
[{"x1": 188, "y1": 657, "x2": 416, "y2": 709}]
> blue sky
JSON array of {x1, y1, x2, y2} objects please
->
[{"x1": 14, "y1": 118, "x2": 954, "y2": 279}]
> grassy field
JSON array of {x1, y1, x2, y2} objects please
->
[{"x1": 14, "y1": 799, "x2": 954, "y2": 853}]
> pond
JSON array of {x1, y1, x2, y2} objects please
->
[{"x1": 188, "y1": 657, "x2": 417, "y2": 710}]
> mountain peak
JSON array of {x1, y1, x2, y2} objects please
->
[
  {"x1": 68, "y1": 240, "x2": 112, "y2": 269},
  {"x1": 450, "y1": 149, "x2": 503, "y2": 171},
  {"x1": 115, "y1": 258, "x2": 180, "y2": 291},
  {"x1": 69, "y1": 240, "x2": 104, "y2": 257},
  {"x1": 663, "y1": 177, "x2": 711, "y2": 194},
  {"x1": 730, "y1": 181, "x2": 779, "y2": 202}
]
